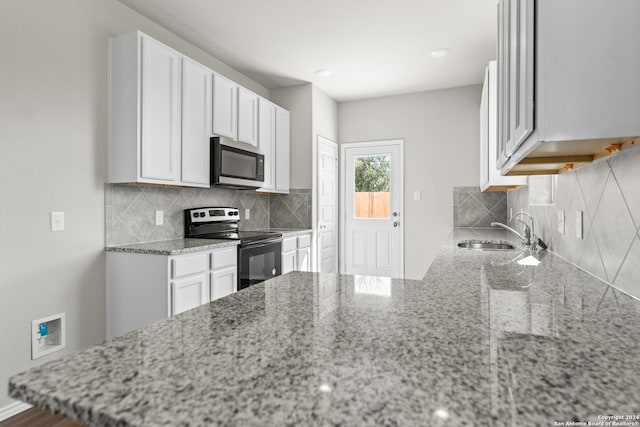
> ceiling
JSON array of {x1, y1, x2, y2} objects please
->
[{"x1": 119, "y1": 0, "x2": 498, "y2": 102}]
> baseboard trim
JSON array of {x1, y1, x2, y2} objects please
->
[{"x1": 0, "y1": 401, "x2": 32, "y2": 422}]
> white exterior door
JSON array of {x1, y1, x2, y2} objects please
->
[
  {"x1": 342, "y1": 141, "x2": 403, "y2": 278},
  {"x1": 317, "y1": 137, "x2": 338, "y2": 273}
]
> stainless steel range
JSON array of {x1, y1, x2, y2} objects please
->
[{"x1": 184, "y1": 207, "x2": 282, "y2": 290}]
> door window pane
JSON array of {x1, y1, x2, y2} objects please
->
[{"x1": 354, "y1": 155, "x2": 390, "y2": 219}]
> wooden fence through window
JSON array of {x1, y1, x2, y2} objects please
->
[{"x1": 355, "y1": 192, "x2": 390, "y2": 218}]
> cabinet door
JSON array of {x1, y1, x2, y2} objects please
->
[
  {"x1": 212, "y1": 73, "x2": 238, "y2": 139},
  {"x1": 282, "y1": 250, "x2": 296, "y2": 274},
  {"x1": 171, "y1": 273, "x2": 209, "y2": 315},
  {"x1": 211, "y1": 266, "x2": 237, "y2": 300},
  {"x1": 497, "y1": 0, "x2": 510, "y2": 167},
  {"x1": 258, "y1": 98, "x2": 276, "y2": 191},
  {"x1": 181, "y1": 58, "x2": 211, "y2": 187},
  {"x1": 275, "y1": 107, "x2": 290, "y2": 193},
  {"x1": 505, "y1": 0, "x2": 534, "y2": 156},
  {"x1": 480, "y1": 65, "x2": 490, "y2": 189},
  {"x1": 237, "y1": 87, "x2": 259, "y2": 146},
  {"x1": 140, "y1": 36, "x2": 180, "y2": 182},
  {"x1": 296, "y1": 247, "x2": 310, "y2": 272}
]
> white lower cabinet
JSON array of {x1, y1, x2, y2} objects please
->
[
  {"x1": 282, "y1": 233, "x2": 311, "y2": 274},
  {"x1": 211, "y1": 266, "x2": 237, "y2": 300},
  {"x1": 171, "y1": 273, "x2": 209, "y2": 316},
  {"x1": 107, "y1": 245, "x2": 238, "y2": 337}
]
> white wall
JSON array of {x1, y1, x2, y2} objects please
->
[
  {"x1": 312, "y1": 85, "x2": 339, "y2": 144},
  {"x1": 338, "y1": 85, "x2": 482, "y2": 280},
  {"x1": 0, "y1": 0, "x2": 268, "y2": 409}
]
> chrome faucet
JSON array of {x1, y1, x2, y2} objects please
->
[{"x1": 491, "y1": 211, "x2": 542, "y2": 250}]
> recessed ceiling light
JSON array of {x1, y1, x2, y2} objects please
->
[
  {"x1": 315, "y1": 68, "x2": 332, "y2": 77},
  {"x1": 431, "y1": 48, "x2": 450, "y2": 58}
]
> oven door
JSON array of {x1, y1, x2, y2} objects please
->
[
  {"x1": 238, "y1": 238, "x2": 282, "y2": 290},
  {"x1": 212, "y1": 137, "x2": 265, "y2": 189}
]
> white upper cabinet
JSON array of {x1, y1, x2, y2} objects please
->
[
  {"x1": 212, "y1": 73, "x2": 238, "y2": 139},
  {"x1": 275, "y1": 106, "x2": 290, "y2": 193},
  {"x1": 498, "y1": 0, "x2": 640, "y2": 175},
  {"x1": 181, "y1": 57, "x2": 212, "y2": 187},
  {"x1": 109, "y1": 31, "x2": 211, "y2": 188},
  {"x1": 237, "y1": 87, "x2": 259, "y2": 146},
  {"x1": 480, "y1": 61, "x2": 526, "y2": 192},
  {"x1": 257, "y1": 99, "x2": 290, "y2": 194},
  {"x1": 140, "y1": 36, "x2": 181, "y2": 182},
  {"x1": 258, "y1": 98, "x2": 276, "y2": 191}
]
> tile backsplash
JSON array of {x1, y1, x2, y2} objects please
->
[
  {"x1": 508, "y1": 145, "x2": 640, "y2": 299},
  {"x1": 270, "y1": 189, "x2": 312, "y2": 229},
  {"x1": 105, "y1": 185, "x2": 311, "y2": 246},
  {"x1": 453, "y1": 186, "x2": 508, "y2": 227}
]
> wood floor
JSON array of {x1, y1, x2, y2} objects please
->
[{"x1": 0, "y1": 407, "x2": 84, "y2": 427}]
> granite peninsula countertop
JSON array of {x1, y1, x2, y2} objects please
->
[
  {"x1": 11, "y1": 228, "x2": 640, "y2": 426},
  {"x1": 105, "y1": 238, "x2": 238, "y2": 255}
]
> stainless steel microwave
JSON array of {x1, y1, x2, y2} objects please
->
[{"x1": 211, "y1": 137, "x2": 265, "y2": 189}]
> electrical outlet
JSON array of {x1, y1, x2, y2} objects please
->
[
  {"x1": 245, "y1": 208, "x2": 250, "y2": 220},
  {"x1": 576, "y1": 210, "x2": 583, "y2": 239},
  {"x1": 51, "y1": 212, "x2": 64, "y2": 231},
  {"x1": 155, "y1": 210, "x2": 163, "y2": 226},
  {"x1": 557, "y1": 210, "x2": 565, "y2": 234},
  {"x1": 413, "y1": 190, "x2": 421, "y2": 201}
]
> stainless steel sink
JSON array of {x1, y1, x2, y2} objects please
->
[{"x1": 457, "y1": 240, "x2": 516, "y2": 251}]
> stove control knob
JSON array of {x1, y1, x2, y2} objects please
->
[{"x1": 233, "y1": 211, "x2": 239, "y2": 216}]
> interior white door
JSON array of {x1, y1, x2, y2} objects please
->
[
  {"x1": 317, "y1": 137, "x2": 338, "y2": 273},
  {"x1": 343, "y1": 142, "x2": 403, "y2": 278}
]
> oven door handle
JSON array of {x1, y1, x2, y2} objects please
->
[{"x1": 241, "y1": 238, "x2": 282, "y2": 249}]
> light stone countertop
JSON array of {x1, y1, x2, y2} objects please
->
[
  {"x1": 10, "y1": 228, "x2": 640, "y2": 426},
  {"x1": 105, "y1": 238, "x2": 238, "y2": 255}
]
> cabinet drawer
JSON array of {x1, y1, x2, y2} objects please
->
[
  {"x1": 282, "y1": 237, "x2": 297, "y2": 252},
  {"x1": 211, "y1": 247, "x2": 237, "y2": 270},
  {"x1": 297, "y1": 234, "x2": 311, "y2": 249},
  {"x1": 171, "y1": 253, "x2": 208, "y2": 279}
]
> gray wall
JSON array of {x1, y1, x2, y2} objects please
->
[
  {"x1": 508, "y1": 145, "x2": 640, "y2": 299},
  {"x1": 339, "y1": 85, "x2": 483, "y2": 280},
  {"x1": 0, "y1": 0, "x2": 270, "y2": 409}
]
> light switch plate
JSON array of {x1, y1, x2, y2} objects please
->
[
  {"x1": 413, "y1": 191, "x2": 421, "y2": 201},
  {"x1": 155, "y1": 210, "x2": 163, "y2": 226},
  {"x1": 557, "y1": 210, "x2": 565, "y2": 234},
  {"x1": 576, "y1": 210, "x2": 583, "y2": 239},
  {"x1": 51, "y1": 212, "x2": 64, "y2": 231}
]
